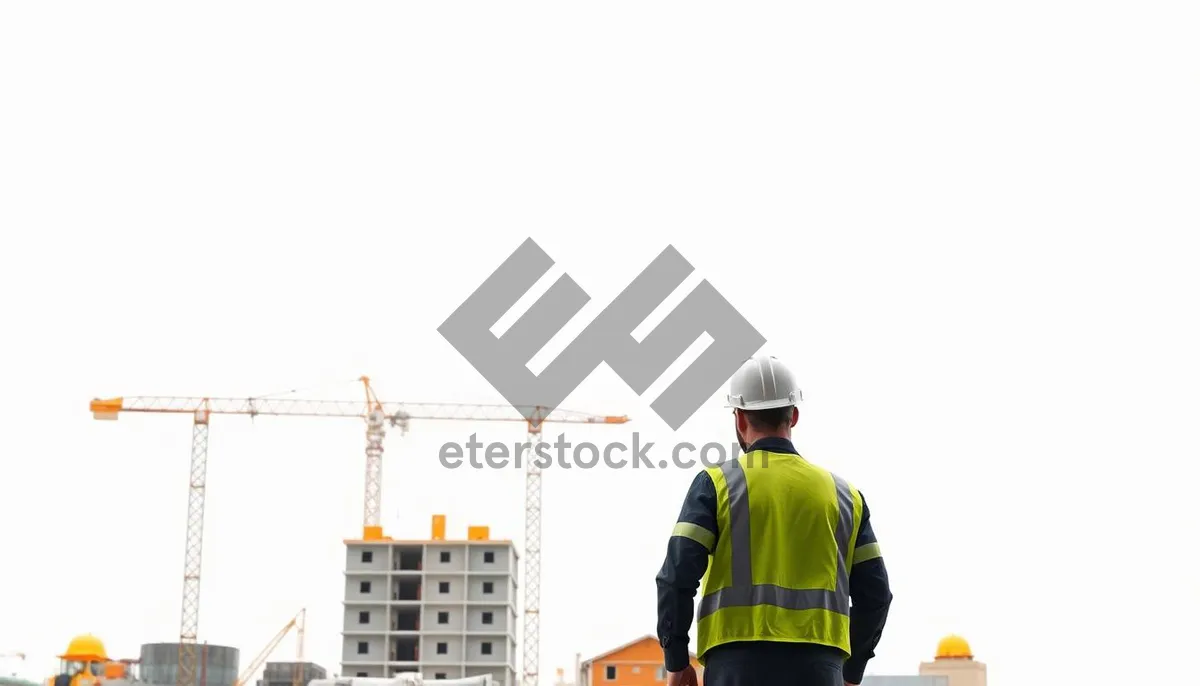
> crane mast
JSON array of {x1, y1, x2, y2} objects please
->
[
  {"x1": 361, "y1": 379, "x2": 388, "y2": 537},
  {"x1": 178, "y1": 407, "x2": 210, "y2": 686},
  {"x1": 522, "y1": 423, "x2": 543, "y2": 686}
]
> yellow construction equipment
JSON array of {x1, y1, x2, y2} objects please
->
[
  {"x1": 43, "y1": 635, "x2": 137, "y2": 686},
  {"x1": 90, "y1": 376, "x2": 630, "y2": 686}
]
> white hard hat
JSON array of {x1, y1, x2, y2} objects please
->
[{"x1": 725, "y1": 355, "x2": 802, "y2": 410}]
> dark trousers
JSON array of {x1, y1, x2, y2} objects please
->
[{"x1": 701, "y1": 641, "x2": 845, "y2": 686}]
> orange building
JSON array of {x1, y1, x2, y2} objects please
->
[{"x1": 577, "y1": 636, "x2": 703, "y2": 686}]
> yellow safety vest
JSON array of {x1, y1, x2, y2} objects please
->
[{"x1": 695, "y1": 449, "x2": 864, "y2": 662}]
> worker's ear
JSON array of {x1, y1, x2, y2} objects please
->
[
  {"x1": 789, "y1": 406, "x2": 799, "y2": 427},
  {"x1": 734, "y1": 409, "x2": 748, "y2": 435}
]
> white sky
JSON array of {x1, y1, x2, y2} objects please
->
[{"x1": 2, "y1": 3, "x2": 1198, "y2": 686}]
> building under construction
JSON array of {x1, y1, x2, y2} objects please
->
[{"x1": 341, "y1": 515, "x2": 518, "y2": 686}]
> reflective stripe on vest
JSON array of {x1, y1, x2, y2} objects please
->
[{"x1": 697, "y1": 456, "x2": 857, "y2": 620}]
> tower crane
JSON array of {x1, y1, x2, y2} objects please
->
[
  {"x1": 232, "y1": 609, "x2": 304, "y2": 686},
  {"x1": 90, "y1": 377, "x2": 629, "y2": 686}
]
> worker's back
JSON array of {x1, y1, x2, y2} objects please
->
[
  {"x1": 699, "y1": 445, "x2": 860, "y2": 652},
  {"x1": 741, "y1": 450, "x2": 851, "y2": 598},
  {"x1": 695, "y1": 443, "x2": 879, "y2": 686}
]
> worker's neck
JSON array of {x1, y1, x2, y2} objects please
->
[
  {"x1": 741, "y1": 432, "x2": 798, "y2": 459},
  {"x1": 742, "y1": 430, "x2": 791, "y2": 446}
]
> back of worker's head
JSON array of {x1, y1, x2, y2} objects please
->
[
  {"x1": 741, "y1": 405, "x2": 798, "y2": 433},
  {"x1": 726, "y1": 355, "x2": 802, "y2": 452}
]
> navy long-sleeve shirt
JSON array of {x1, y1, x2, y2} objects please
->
[{"x1": 655, "y1": 437, "x2": 892, "y2": 684}]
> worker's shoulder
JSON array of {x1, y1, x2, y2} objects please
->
[
  {"x1": 802, "y1": 457, "x2": 869, "y2": 497},
  {"x1": 683, "y1": 467, "x2": 721, "y2": 501},
  {"x1": 688, "y1": 467, "x2": 717, "y2": 489}
]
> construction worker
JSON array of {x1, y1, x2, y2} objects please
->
[{"x1": 656, "y1": 355, "x2": 893, "y2": 686}]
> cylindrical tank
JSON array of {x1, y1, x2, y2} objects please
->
[{"x1": 138, "y1": 644, "x2": 239, "y2": 686}]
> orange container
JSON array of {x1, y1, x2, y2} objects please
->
[{"x1": 431, "y1": 514, "x2": 446, "y2": 540}]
